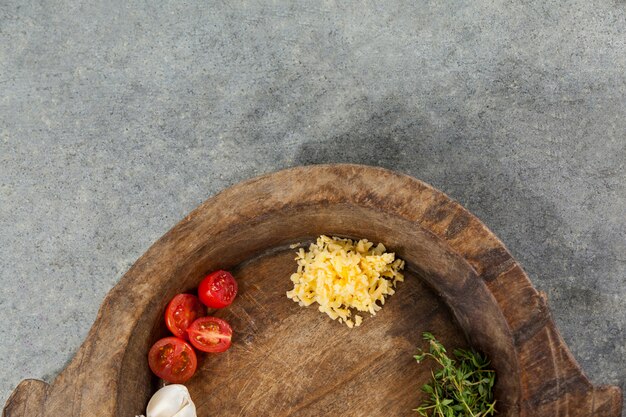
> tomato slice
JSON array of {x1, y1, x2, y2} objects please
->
[
  {"x1": 198, "y1": 270, "x2": 238, "y2": 309},
  {"x1": 187, "y1": 317, "x2": 233, "y2": 353},
  {"x1": 165, "y1": 294, "x2": 206, "y2": 340},
  {"x1": 148, "y1": 337, "x2": 197, "y2": 383}
]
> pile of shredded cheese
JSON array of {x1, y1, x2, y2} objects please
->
[{"x1": 286, "y1": 235, "x2": 405, "y2": 328}]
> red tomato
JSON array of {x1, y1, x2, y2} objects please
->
[
  {"x1": 165, "y1": 294, "x2": 206, "y2": 340},
  {"x1": 187, "y1": 317, "x2": 233, "y2": 353},
  {"x1": 148, "y1": 337, "x2": 197, "y2": 383},
  {"x1": 198, "y1": 270, "x2": 238, "y2": 309}
]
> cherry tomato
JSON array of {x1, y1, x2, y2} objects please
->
[
  {"x1": 198, "y1": 270, "x2": 238, "y2": 309},
  {"x1": 187, "y1": 317, "x2": 233, "y2": 353},
  {"x1": 165, "y1": 294, "x2": 206, "y2": 340},
  {"x1": 148, "y1": 337, "x2": 197, "y2": 383}
]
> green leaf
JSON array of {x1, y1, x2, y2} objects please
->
[{"x1": 423, "y1": 332, "x2": 435, "y2": 341}]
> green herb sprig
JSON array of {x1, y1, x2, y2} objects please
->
[{"x1": 414, "y1": 332, "x2": 497, "y2": 417}]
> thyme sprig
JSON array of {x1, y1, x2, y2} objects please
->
[{"x1": 414, "y1": 332, "x2": 497, "y2": 417}]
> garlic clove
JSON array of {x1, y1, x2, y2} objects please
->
[
  {"x1": 146, "y1": 384, "x2": 196, "y2": 417},
  {"x1": 172, "y1": 402, "x2": 197, "y2": 417}
]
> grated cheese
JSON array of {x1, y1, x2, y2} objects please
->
[{"x1": 286, "y1": 235, "x2": 405, "y2": 327}]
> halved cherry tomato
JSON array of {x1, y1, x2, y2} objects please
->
[
  {"x1": 187, "y1": 316, "x2": 233, "y2": 353},
  {"x1": 148, "y1": 337, "x2": 197, "y2": 383},
  {"x1": 198, "y1": 270, "x2": 238, "y2": 309},
  {"x1": 165, "y1": 294, "x2": 206, "y2": 340}
]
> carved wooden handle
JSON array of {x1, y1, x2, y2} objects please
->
[
  {"x1": 3, "y1": 380, "x2": 48, "y2": 417},
  {"x1": 590, "y1": 385, "x2": 623, "y2": 417}
]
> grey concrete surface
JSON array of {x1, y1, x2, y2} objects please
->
[{"x1": 1, "y1": 0, "x2": 625, "y2": 414}]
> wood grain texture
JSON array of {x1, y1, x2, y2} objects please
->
[
  {"x1": 189, "y1": 249, "x2": 467, "y2": 416},
  {"x1": 3, "y1": 164, "x2": 622, "y2": 417}
]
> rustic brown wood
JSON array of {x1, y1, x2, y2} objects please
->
[
  {"x1": 3, "y1": 164, "x2": 622, "y2": 417},
  {"x1": 189, "y1": 250, "x2": 467, "y2": 416}
]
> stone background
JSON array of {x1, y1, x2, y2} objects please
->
[{"x1": 1, "y1": 0, "x2": 624, "y2": 413}]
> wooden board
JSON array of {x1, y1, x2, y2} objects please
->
[
  {"x1": 3, "y1": 164, "x2": 622, "y2": 417},
  {"x1": 190, "y1": 249, "x2": 466, "y2": 416}
]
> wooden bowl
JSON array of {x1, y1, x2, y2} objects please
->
[{"x1": 4, "y1": 164, "x2": 622, "y2": 417}]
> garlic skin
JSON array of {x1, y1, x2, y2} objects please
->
[{"x1": 144, "y1": 384, "x2": 197, "y2": 417}]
